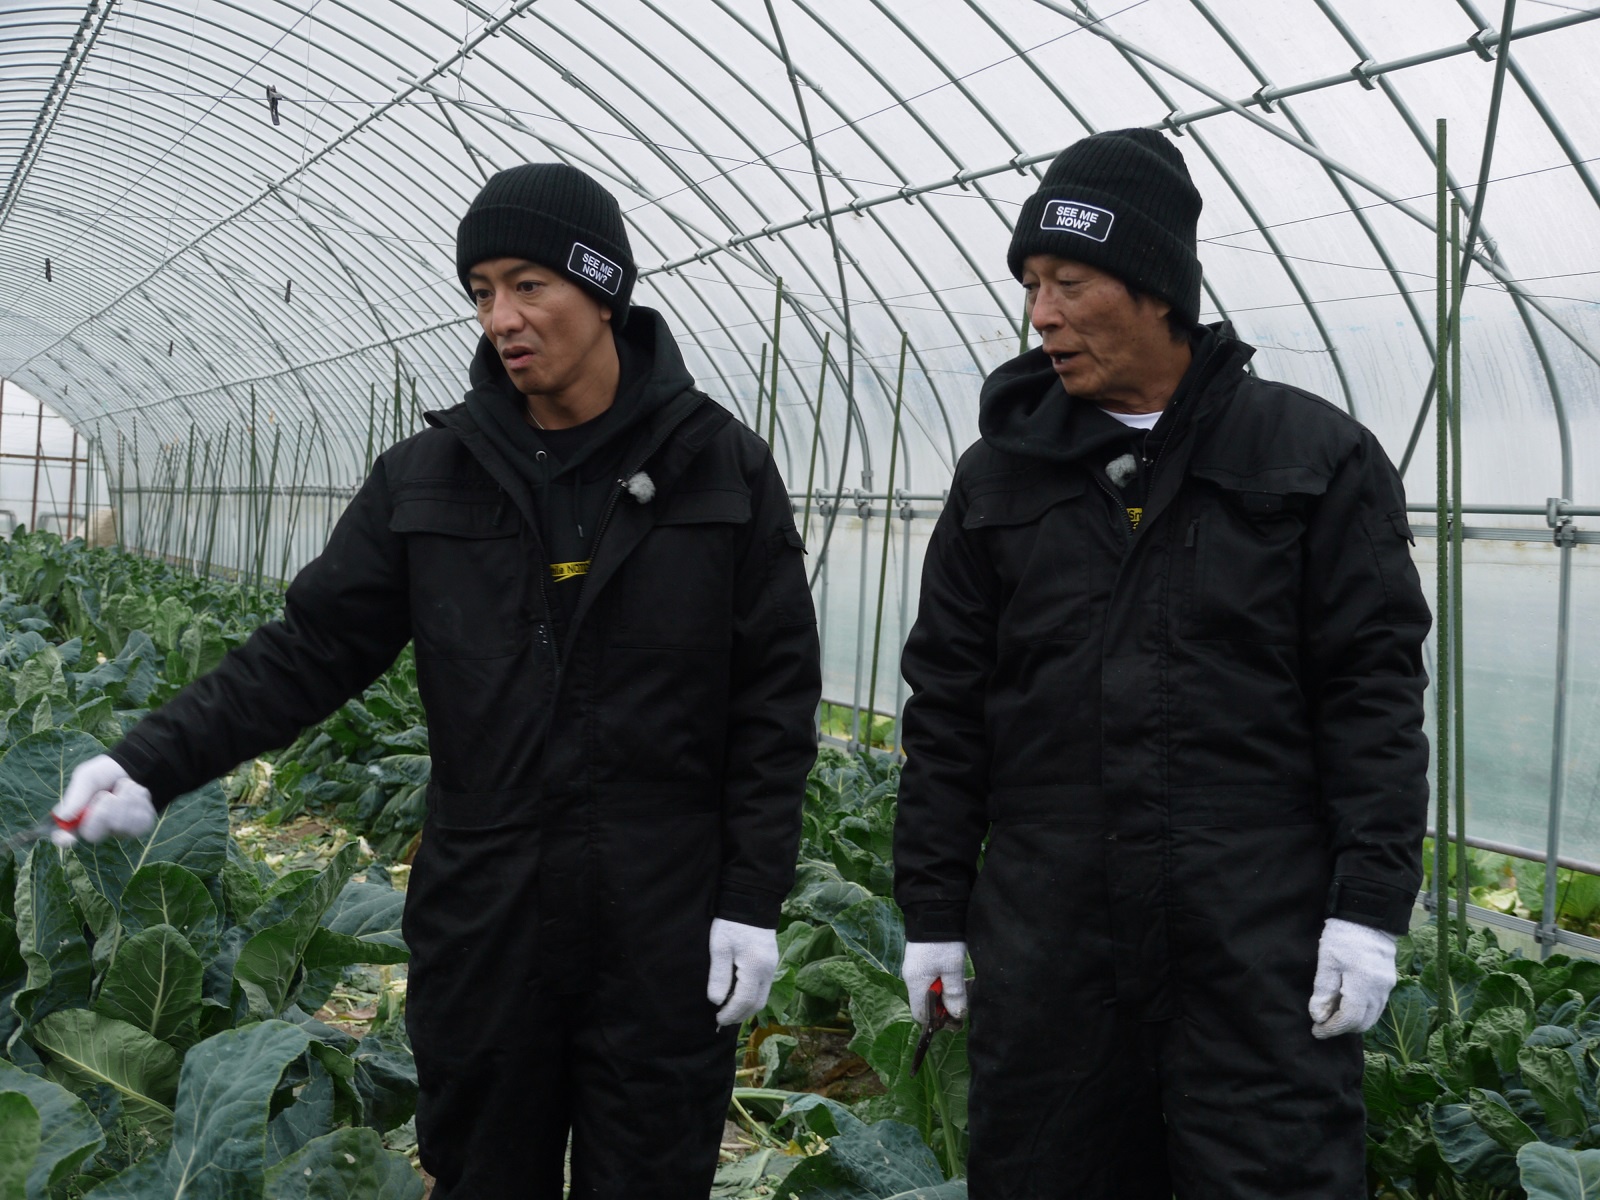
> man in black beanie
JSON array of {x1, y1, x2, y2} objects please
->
[
  {"x1": 893, "y1": 128, "x2": 1430, "y2": 1196},
  {"x1": 52, "y1": 162, "x2": 821, "y2": 1198}
]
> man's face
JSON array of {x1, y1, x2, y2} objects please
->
[
  {"x1": 468, "y1": 258, "x2": 613, "y2": 397},
  {"x1": 1022, "y1": 255, "x2": 1177, "y2": 407}
]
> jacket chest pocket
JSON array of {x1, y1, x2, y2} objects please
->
[
  {"x1": 963, "y1": 473, "x2": 1098, "y2": 644},
  {"x1": 611, "y1": 489, "x2": 750, "y2": 649},
  {"x1": 1180, "y1": 468, "x2": 1326, "y2": 643},
  {"x1": 390, "y1": 494, "x2": 527, "y2": 658}
]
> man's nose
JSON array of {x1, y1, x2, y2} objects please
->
[
  {"x1": 486, "y1": 290, "x2": 523, "y2": 336},
  {"x1": 1029, "y1": 290, "x2": 1059, "y2": 333}
]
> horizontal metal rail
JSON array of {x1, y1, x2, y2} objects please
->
[
  {"x1": 1425, "y1": 826, "x2": 1600, "y2": 877},
  {"x1": 1420, "y1": 893, "x2": 1600, "y2": 959}
]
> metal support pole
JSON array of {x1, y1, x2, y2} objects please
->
[
  {"x1": 849, "y1": 477, "x2": 873, "y2": 750},
  {"x1": 1450, "y1": 199, "x2": 1468, "y2": 948},
  {"x1": 817, "y1": 514, "x2": 830, "y2": 729},
  {"x1": 866, "y1": 336, "x2": 908, "y2": 748},
  {"x1": 66, "y1": 430, "x2": 78, "y2": 541},
  {"x1": 801, "y1": 335, "x2": 828, "y2": 544},
  {"x1": 1542, "y1": 499, "x2": 1577, "y2": 955},
  {"x1": 767, "y1": 280, "x2": 783, "y2": 449},
  {"x1": 894, "y1": 492, "x2": 913, "y2": 761},
  {"x1": 1433, "y1": 118, "x2": 1451, "y2": 1010},
  {"x1": 29, "y1": 398, "x2": 44, "y2": 533}
]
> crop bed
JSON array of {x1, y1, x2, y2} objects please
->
[{"x1": 4, "y1": 531, "x2": 1600, "y2": 1199}]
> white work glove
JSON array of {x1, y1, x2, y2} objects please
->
[
  {"x1": 902, "y1": 940, "x2": 968, "y2": 1024},
  {"x1": 1309, "y1": 917, "x2": 1399, "y2": 1039},
  {"x1": 51, "y1": 755, "x2": 156, "y2": 847},
  {"x1": 707, "y1": 918, "x2": 779, "y2": 1027}
]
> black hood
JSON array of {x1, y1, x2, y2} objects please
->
[
  {"x1": 977, "y1": 323, "x2": 1252, "y2": 465},
  {"x1": 464, "y1": 306, "x2": 695, "y2": 479}
]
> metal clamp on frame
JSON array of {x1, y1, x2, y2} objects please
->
[{"x1": 1547, "y1": 497, "x2": 1578, "y2": 547}]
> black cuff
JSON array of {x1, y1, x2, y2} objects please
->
[
  {"x1": 715, "y1": 883, "x2": 783, "y2": 929},
  {"x1": 1326, "y1": 876, "x2": 1414, "y2": 937},
  {"x1": 107, "y1": 737, "x2": 183, "y2": 812},
  {"x1": 902, "y1": 901, "x2": 968, "y2": 942}
]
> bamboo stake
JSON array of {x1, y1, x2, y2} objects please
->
[
  {"x1": 248, "y1": 389, "x2": 260, "y2": 581},
  {"x1": 192, "y1": 439, "x2": 212, "y2": 573},
  {"x1": 179, "y1": 426, "x2": 197, "y2": 568},
  {"x1": 366, "y1": 381, "x2": 377, "y2": 470},
  {"x1": 67, "y1": 431, "x2": 79, "y2": 541},
  {"x1": 801, "y1": 334, "x2": 830, "y2": 543},
  {"x1": 753, "y1": 343, "x2": 768, "y2": 436},
  {"x1": 1433, "y1": 117, "x2": 1453, "y2": 1019},
  {"x1": 129, "y1": 418, "x2": 142, "y2": 552},
  {"x1": 279, "y1": 422, "x2": 309, "y2": 582},
  {"x1": 865, "y1": 335, "x2": 908, "y2": 748},
  {"x1": 254, "y1": 425, "x2": 282, "y2": 590},
  {"x1": 767, "y1": 280, "x2": 783, "y2": 449}
]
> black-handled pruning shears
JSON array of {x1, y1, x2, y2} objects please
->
[
  {"x1": 3, "y1": 811, "x2": 83, "y2": 855},
  {"x1": 910, "y1": 977, "x2": 962, "y2": 1079}
]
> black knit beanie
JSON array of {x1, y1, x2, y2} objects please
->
[
  {"x1": 1007, "y1": 128, "x2": 1203, "y2": 327},
  {"x1": 456, "y1": 163, "x2": 636, "y2": 328}
]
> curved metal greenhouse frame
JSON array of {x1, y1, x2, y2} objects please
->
[{"x1": 2, "y1": 0, "x2": 1599, "y2": 943}]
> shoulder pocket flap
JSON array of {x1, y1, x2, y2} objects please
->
[
  {"x1": 655, "y1": 489, "x2": 751, "y2": 526},
  {"x1": 389, "y1": 496, "x2": 514, "y2": 539},
  {"x1": 962, "y1": 474, "x2": 1086, "y2": 530}
]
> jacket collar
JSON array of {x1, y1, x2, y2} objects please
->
[{"x1": 977, "y1": 322, "x2": 1254, "y2": 466}]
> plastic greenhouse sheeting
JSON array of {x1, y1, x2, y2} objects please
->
[{"x1": 0, "y1": 1, "x2": 1597, "y2": 862}]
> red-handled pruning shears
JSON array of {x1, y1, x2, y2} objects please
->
[
  {"x1": 910, "y1": 977, "x2": 962, "y2": 1079},
  {"x1": 4, "y1": 811, "x2": 83, "y2": 854}
]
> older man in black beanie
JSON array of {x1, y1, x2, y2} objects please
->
[
  {"x1": 893, "y1": 128, "x2": 1430, "y2": 1197},
  {"x1": 52, "y1": 162, "x2": 821, "y2": 1198}
]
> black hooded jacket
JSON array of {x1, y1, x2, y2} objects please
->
[
  {"x1": 894, "y1": 325, "x2": 1431, "y2": 960},
  {"x1": 109, "y1": 308, "x2": 822, "y2": 951}
]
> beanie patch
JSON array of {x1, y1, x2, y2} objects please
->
[
  {"x1": 1040, "y1": 199, "x2": 1115, "y2": 244},
  {"x1": 569, "y1": 242, "x2": 623, "y2": 296}
]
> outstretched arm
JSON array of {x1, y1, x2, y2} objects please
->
[{"x1": 106, "y1": 456, "x2": 414, "y2": 809}]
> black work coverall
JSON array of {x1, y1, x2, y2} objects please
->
[
  {"x1": 895, "y1": 327, "x2": 1430, "y2": 1199},
  {"x1": 108, "y1": 309, "x2": 822, "y2": 1199}
]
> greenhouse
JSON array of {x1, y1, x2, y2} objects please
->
[{"x1": 1, "y1": 0, "x2": 1598, "y2": 1196}]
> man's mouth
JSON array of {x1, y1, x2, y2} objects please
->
[
  {"x1": 500, "y1": 345, "x2": 536, "y2": 369},
  {"x1": 1047, "y1": 350, "x2": 1080, "y2": 368}
]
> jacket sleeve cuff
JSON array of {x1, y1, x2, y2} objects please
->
[
  {"x1": 902, "y1": 901, "x2": 968, "y2": 942},
  {"x1": 1326, "y1": 876, "x2": 1415, "y2": 937},
  {"x1": 107, "y1": 737, "x2": 186, "y2": 812},
  {"x1": 715, "y1": 883, "x2": 785, "y2": 929}
]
